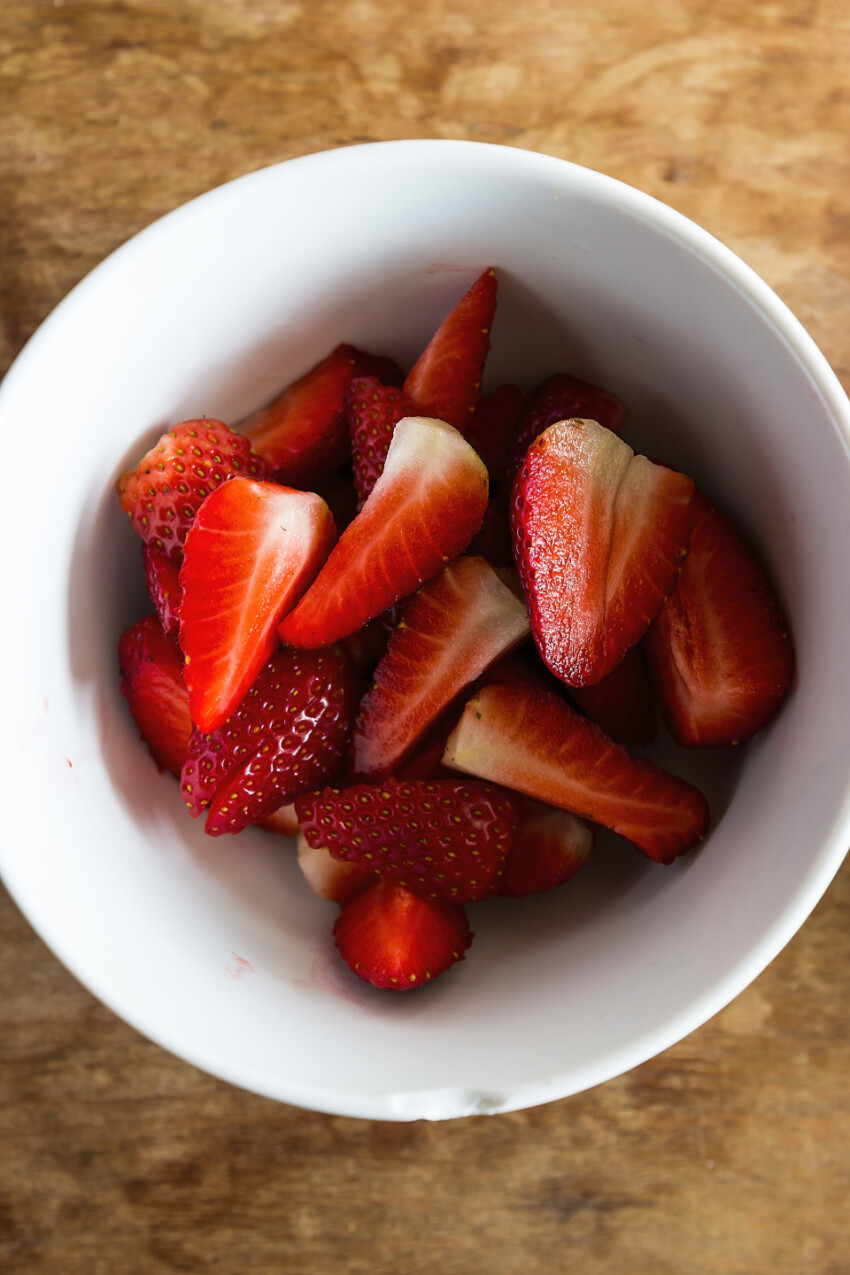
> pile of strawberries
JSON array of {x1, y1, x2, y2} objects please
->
[{"x1": 117, "y1": 268, "x2": 794, "y2": 991}]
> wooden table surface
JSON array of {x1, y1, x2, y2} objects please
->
[{"x1": 2, "y1": 2, "x2": 849, "y2": 1271}]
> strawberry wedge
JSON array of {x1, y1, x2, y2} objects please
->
[
  {"x1": 403, "y1": 269, "x2": 498, "y2": 433},
  {"x1": 645, "y1": 492, "x2": 794, "y2": 746},
  {"x1": 179, "y1": 477, "x2": 336, "y2": 732},
  {"x1": 240, "y1": 344, "x2": 355, "y2": 488},
  {"x1": 499, "y1": 801, "x2": 593, "y2": 897},
  {"x1": 504, "y1": 372, "x2": 626, "y2": 487},
  {"x1": 278, "y1": 417, "x2": 489, "y2": 649},
  {"x1": 443, "y1": 683, "x2": 709, "y2": 863},
  {"x1": 569, "y1": 644, "x2": 656, "y2": 745},
  {"x1": 347, "y1": 375, "x2": 417, "y2": 504},
  {"x1": 118, "y1": 614, "x2": 193, "y2": 779},
  {"x1": 353, "y1": 556, "x2": 530, "y2": 778},
  {"x1": 511, "y1": 418, "x2": 696, "y2": 688}
]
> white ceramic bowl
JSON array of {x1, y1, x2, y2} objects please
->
[{"x1": 2, "y1": 141, "x2": 849, "y2": 1121}]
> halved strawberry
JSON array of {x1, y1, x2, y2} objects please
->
[
  {"x1": 118, "y1": 614, "x2": 192, "y2": 778},
  {"x1": 346, "y1": 345, "x2": 404, "y2": 388},
  {"x1": 511, "y1": 418, "x2": 696, "y2": 688},
  {"x1": 403, "y1": 269, "x2": 498, "y2": 432},
  {"x1": 353, "y1": 556, "x2": 530, "y2": 778},
  {"x1": 178, "y1": 477, "x2": 336, "y2": 733},
  {"x1": 347, "y1": 376, "x2": 417, "y2": 504},
  {"x1": 240, "y1": 344, "x2": 355, "y2": 488},
  {"x1": 142, "y1": 545, "x2": 182, "y2": 639},
  {"x1": 504, "y1": 372, "x2": 626, "y2": 487},
  {"x1": 645, "y1": 492, "x2": 794, "y2": 746},
  {"x1": 278, "y1": 417, "x2": 489, "y2": 649},
  {"x1": 117, "y1": 419, "x2": 268, "y2": 563},
  {"x1": 443, "y1": 683, "x2": 709, "y2": 864},
  {"x1": 499, "y1": 800, "x2": 593, "y2": 897},
  {"x1": 333, "y1": 881, "x2": 472, "y2": 991},
  {"x1": 569, "y1": 644, "x2": 656, "y2": 745},
  {"x1": 296, "y1": 833, "x2": 375, "y2": 905},
  {"x1": 181, "y1": 646, "x2": 355, "y2": 835},
  {"x1": 465, "y1": 383, "x2": 526, "y2": 481},
  {"x1": 295, "y1": 778, "x2": 519, "y2": 903}
]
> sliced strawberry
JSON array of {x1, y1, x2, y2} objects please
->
[
  {"x1": 443, "y1": 684, "x2": 709, "y2": 864},
  {"x1": 333, "y1": 881, "x2": 472, "y2": 991},
  {"x1": 499, "y1": 801, "x2": 593, "y2": 897},
  {"x1": 118, "y1": 614, "x2": 192, "y2": 779},
  {"x1": 347, "y1": 375, "x2": 417, "y2": 504},
  {"x1": 645, "y1": 492, "x2": 794, "y2": 746},
  {"x1": 511, "y1": 418, "x2": 696, "y2": 688},
  {"x1": 466, "y1": 497, "x2": 514, "y2": 568},
  {"x1": 240, "y1": 344, "x2": 355, "y2": 488},
  {"x1": 403, "y1": 269, "x2": 498, "y2": 432},
  {"x1": 278, "y1": 417, "x2": 489, "y2": 649},
  {"x1": 465, "y1": 383, "x2": 526, "y2": 481},
  {"x1": 504, "y1": 372, "x2": 626, "y2": 488},
  {"x1": 295, "y1": 778, "x2": 519, "y2": 903},
  {"x1": 178, "y1": 477, "x2": 336, "y2": 733},
  {"x1": 296, "y1": 833, "x2": 375, "y2": 905},
  {"x1": 142, "y1": 545, "x2": 182, "y2": 639},
  {"x1": 181, "y1": 646, "x2": 355, "y2": 835},
  {"x1": 345, "y1": 345, "x2": 404, "y2": 388},
  {"x1": 117, "y1": 419, "x2": 268, "y2": 564},
  {"x1": 569, "y1": 644, "x2": 656, "y2": 745},
  {"x1": 353, "y1": 556, "x2": 530, "y2": 778},
  {"x1": 257, "y1": 802, "x2": 300, "y2": 836}
]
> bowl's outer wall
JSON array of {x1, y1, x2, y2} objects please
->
[{"x1": 1, "y1": 142, "x2": 849, "y2": 1120}]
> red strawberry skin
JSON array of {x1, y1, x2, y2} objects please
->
[
  {"x1": 345, "y1": 345, "x2": 404, "y2": 388},
  {"x1": 569, "y1": 644, "x2": 656, "y2": 745},
  {"x1": 118, "y1": 614, "x2": 192, "y2": 779},
  {"x1": 181, "y1": 646, "x2": 356, "y2": 835},
  {"x1": 645, "y1": 492, "x2": 794, "y2": 746},
  {"x1": 504, "y1": 372, "x2": 626, "y2": 487},
  {"x1": 278, "y1": 417, "x2": 489, "y2": 649},
  {"x1": 466, "y1": 383, "x2": 526, "y2": 481},
  {"x1": 511, "y1": 418, "x2": 696, "y2": 688},
  {"x1": 240, "y1": 344, "x2": 355, "y2": 488},
  {"x1": 353, "y1": 556, "x2": 530, "y2": 779},
  {"x1": 295, "y1": 778, "x2": 519, "y2": 903},
  {"x1": 142, "y1": 545, "x2": 182, "y2": 639},
  {"x1": 443, "y1": 683, "x2": 709, "y2": 864},
  {"x1": 347, "y1": 375, "x2": 418, "y2": 504},
  {"x1": 499, "y1": 801, "x2": 593, "y2": 897},
  {"x1": 117, "y1": 420, "x2": 268, "y2": 564},
  {"x1": 403, "y1": 269, "x2": 498, "y2": 432},
  {"x1": 333, "y1": 881, "x2": 472, "y2": 991},
  {"x1": 178, "y1": 477, "x2": 336, "y2": 733}
]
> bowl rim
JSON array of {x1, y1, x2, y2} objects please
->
[{"x1": 2, "y1": 139, "x2": 850, "y2": 1121}]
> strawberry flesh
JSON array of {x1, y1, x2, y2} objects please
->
[
  {"x1": 178, "y1": 477, "x2": 336, "y2": 733},
  {"x1": 296, "y1": 833, "x2": 374, "y2": 905},
  {"x1": 278, "y1": 417, "x2": 489, "y2": 649},
  {"x1": 240, "y1": 344, "x2": 355, "y2": 488},
  {"x1": 443, "y1": 683, "x2": 709, "y2": 864},
  {"x1": 118, "y1": 614, "x2": 193, "y2": 779},
  {"x1": 645, "y1": 491, "x2": 794, "y2": 746},
  {"x1": 347, "y1": 376, "x2": 418, "y2": 504},
  {"x1": 181, "y1": 646, "x2": 356, "y2": 835},
  {"x1": 403, "y1": 269, "x2": 498, "y2": 432},
  {"x1": 333, "y1": 881, "x2": 472, "y2": 991},
  {"x1": 353, "y1": 556, "x2": 530, "y2": 778},
  {"x1": 499, "y1": 800, "x2": 593, "y2": 897},
  {"x1": 504, "y1": 372, "x2": 626, "y2": 488},
  {"x1": 295, "y1": 777, "x2": 519, "y2": 903},
  {"x1": 511, "y1": 418, "x2": 696, "y2": 687},
  {"x1": 569, "y1": 644, "x2": 657, "y2": 745},
  {"x1": 117, "y1": 419, "x2": 268, "y2": 564}
]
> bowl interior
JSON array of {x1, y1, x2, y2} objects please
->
[{"x1": 2, "y1": 141, "x2": 849, "y2": 1119}]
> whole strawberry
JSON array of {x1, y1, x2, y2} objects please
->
[
  {"x1": 295, "y1": 777, "x2": 519, "y2": 903},
  {"x1": 117, "y1": 419, "x2": 268, "y2": 563},
  {"x1": 181, "y1": 646, "x2": 356, "y2": 835}
]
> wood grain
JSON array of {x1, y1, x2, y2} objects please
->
[{"x1": 2, "y1": 2, "x2": 849, "y2": 1272}]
